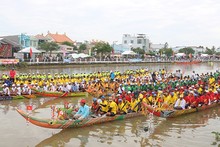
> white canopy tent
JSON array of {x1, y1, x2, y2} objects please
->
[
  {"x1": 121, "y1": 50, "x2": 137, "y2": 55},
  {"x1": 18, "y1": 47, "x2": 42, "y2": 53},
  {"x1": 18, "y1": 47, "x2": 42, "y2": 61},
  {"x1": 78, "y1": 53, "x2": 90, "y2": 58},
  {"x1": 175, "y1": 53, "x2": 186, "y2": 57},
  {"x1": 67, "y1": 53, "x2": 90, "y2": 59}
]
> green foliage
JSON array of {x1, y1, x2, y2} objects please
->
[
  {"x1": 39, "y1": 42, "x2": 59, "y2": 55},
  {"x1": 179, "y1": 47, "x2": 195, "y2": 55},
  {"x1": 215, "y1": 52, "x2": 220, "y2": 55},
  {"x1": 61, "y1": 41, "x2": 73, "y2": 47},
  {"x1": 159, "y1": 48, "x2": 173, "y2": 57},
  {"x1": 78, "y1": 44, "x2": 87, "y2": 53},
  {"x1": 164, "y1": 42, "x2": 169, "y2": 49},
  {"x1": 146, "y1": 50, "x2": 156, "y2": 56},
  {"x1": 205, "y1": 47, "x2": 216, "y2": 55},
  {"x1": 92, "y1": 42, "x2": 112, "y2": 56},
  {"x1": 132, "y1": 47, "x2": 145, "y2": 55}
]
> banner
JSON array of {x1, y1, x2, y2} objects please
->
[{"x1": 0, "y1": 59, "x2": 19, "y2": 64}]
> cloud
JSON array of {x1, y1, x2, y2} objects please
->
[{"x1": 0, "y1": 0, "x2": 220, "y2": 47}]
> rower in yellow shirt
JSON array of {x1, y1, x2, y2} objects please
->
[
  {"x1": 129, "y1": 97, "x2": 139, "y2": 112},
  {"x1": 118, "y1": 99, "x2": 128, "y2": 114},
  {"x1": 107, "y1": 97, "x2": 118, "y2": 116},
  {"x1": 99, "y1": 96, "x2": 109, "y2": 115}
]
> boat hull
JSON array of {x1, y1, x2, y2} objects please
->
[
  {"x1": 32, "y1": 89, "x2": 88, "y2": 98},
  {"x1": 142, "y1": 102, "x2": 220, "y2": 118},
  {"x1": 16, "y1": 109, "x2": 143, "y2": 129}
]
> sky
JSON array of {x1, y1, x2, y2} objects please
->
[{"x1": 0, "y1": 0, "x2": 220, "y2": 47}]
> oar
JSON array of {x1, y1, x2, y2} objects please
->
[{"x1": 59, "y1": 92, "x2": 69, "y2": 98}]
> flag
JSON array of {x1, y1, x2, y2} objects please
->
[
  {"x1": 30, "y1": 48, "x2": 33, "y2": 58},
  {"x1": 26, "y1": 105, "x2": 33, "y2": 110}
]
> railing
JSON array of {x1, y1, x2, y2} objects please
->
[{"x1": 26, "y1": 57, "x2": 220, "y2": 65}]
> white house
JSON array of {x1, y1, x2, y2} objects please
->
[{"x1": 122, "y1": 34, "x2": 150, "y2": 51}]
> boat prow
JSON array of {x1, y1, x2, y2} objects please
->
[
  {"x1": 16, "y1": 109, "x2": 144, "y2": 129},
  {"x1": 16, "y1": 109, "x2": 62, "y2": 129}
]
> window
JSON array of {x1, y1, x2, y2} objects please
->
[
  {"x1": 124, "y1": 40, "x2": 127, "y2": 44},
  {"x1": 137, "y1": 39, "x2": 142, "y2": 44},
  {"x1": 130, "y1": 40, "x2": 134, "y2": 44}
]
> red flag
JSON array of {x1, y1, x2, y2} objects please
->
[
  {"x1": 30, "y1": 48, "x2": 33, "y2": 58},
  {"x1": 26, "y1": 105, "x2": 32, "y2": 110}
]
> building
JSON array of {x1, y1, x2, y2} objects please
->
[
  {"x1": 0, "y1": 37, "x2": 20, "y2": 58},
  {"x1": 29, "y1": 36, "x2": 39, "y2": 48},
  {"x1": 35, "y1": 34, "x2": 49, "y2": 46},
  {"x1": 150, "y1": 43, "x2": 165, "y2": 52},
  {"x1": 122, "y1": 34, "x2": 150, "y2": 51},
  {"x1": 45, "y1": 31, "x2": 74, "y2": 44},
  {"x1": 1, "y1": 34, "x2": 30, "y2": 49}
]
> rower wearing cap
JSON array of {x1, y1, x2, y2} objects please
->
[
  {"x1": 117, "y1": 98, "x2": 128, "y2": 114},
  {"x1": 91, "y1": 98, "x2": 99, "y2": 115},
  {"x1": 106, "y1": 97, "x2": 117, "y2": 116},
  {"x1": 129, "y1": 97, "x2": 139, "y2": 112},
  {"x1": 73, "y1": 99, "x2": 90, "y2": 120},
  {"x1": 99, "y1": 96, "x2": 109, "y2": 115}
]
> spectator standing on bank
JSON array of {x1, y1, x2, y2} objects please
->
[{"x1": 9, "y1": 68, "x2": 16, "y2": 83}]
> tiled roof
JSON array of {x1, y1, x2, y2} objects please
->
[
  {"x1": 47, "y1": 33, "x2": 74, "y2": 43},
  {"x1": 35, "y1": 34, "x2": 48, "y2": 40}
]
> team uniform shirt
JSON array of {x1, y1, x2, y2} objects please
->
[
  {"x1": 100, "y1": 100, "x2": 109, "y2": 112},
  {"x1": 108, "y1": 101, "x2": 118, "y2": 114}
]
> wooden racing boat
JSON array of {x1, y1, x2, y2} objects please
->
[
  {"x1": 142, "y1": 102, "x2": 220, "y2": 118},
  {"x1": 32, "y1": 89, "x2": 88, "y2": 98},
  {"x1": 174, "y1": 60, "x2": 201, "y2": 64},
  {"x1": 16, "y1": 109, "x2": 144, "y2": 129}
]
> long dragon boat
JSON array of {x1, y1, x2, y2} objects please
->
[
  {"x1": 16, "y1": 109, "x2": 143, "y2": 129},
  {"x1": 0, "y1": 95, "x2": 36, "y2": 101},
  {"x1": 142, "y1": 102, "x2": 220, "y2": 118},
  {"x1": 32, "y1": 89, "x2": 88, "y2": 98},
  {"x1": 174, "y1": 60, "x2": 201, "y2": 64}
]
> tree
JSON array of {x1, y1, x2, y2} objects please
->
[
  {"x1": 61, "y1": 41, "x2": 73, "y2": 46},
  {"x1": 205, "y1": 47, "x2": 216, "y2": 55},
  {"x1": 39, "y1": 42, "x2": 59, "y2": 55},
  {"x1": 92, "y1": 42, "x2": 112, "y2": 57},
  {"x1": 164, "y1": 42, "x2": 168, "y2": 49},
  {"x1": 159, "y1": 48, "x2": 173, "y2": 57},
  {"x1": 179, "y1": 47, "x2": 195, "y2": 55},
  {"x1": 132, "y1": 47, "x2": 145, "y2": 55},
  {"x1": 78, "y1": 43, "x2": 87, "y2": 53}
]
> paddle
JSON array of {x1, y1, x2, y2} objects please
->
[
  {"x1": 133, "y1": 98, "x2": 143, "y2": 112},
  {"x1": 59, "y1": 91, "x2": 69, "y2": 98}
]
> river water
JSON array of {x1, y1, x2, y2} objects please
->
[{"x1": 0, "y1": 62, "x2": 219, "y2": 147}]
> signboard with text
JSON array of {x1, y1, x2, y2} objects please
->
[{"x1": 0, "y1": 59, "x2": 19, "y2": 64}]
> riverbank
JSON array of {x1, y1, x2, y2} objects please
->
[{"x1": 26, "y1": 60, "x2": 216, "y2": 68}]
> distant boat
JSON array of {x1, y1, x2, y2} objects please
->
[{"x1": 174, "y1": 60, "x2": 201, "y2": 64}]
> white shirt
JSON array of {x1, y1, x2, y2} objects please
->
[
  {"x1": 3, "y1": 87, "x2": 10, "y2": 95},
  {"x1": 17, "y1": 87, "x2": 21, "y2": 95},
  {"x1": 174, "y1": 99, "x2": 186, "y2": 109}
]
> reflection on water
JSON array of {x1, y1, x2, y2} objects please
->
[
  {"x1": 0, "y1": 63, "x2": 219, "y2": 147},
  {"x1": 0, "y1": 62, "x2": 218, "y2": 76}
]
